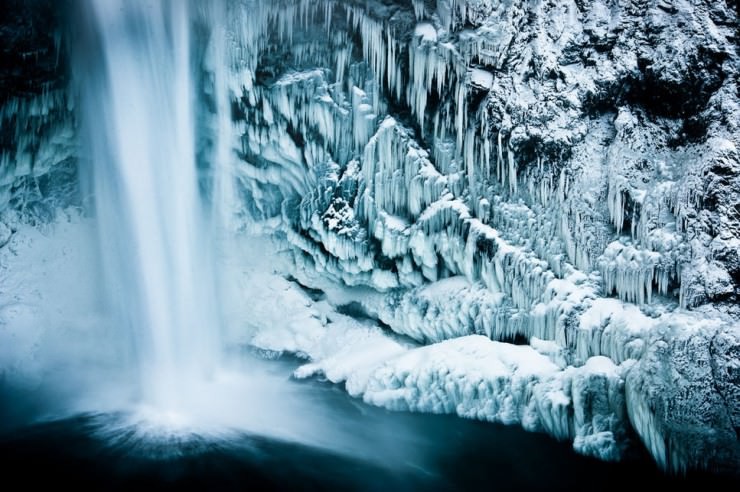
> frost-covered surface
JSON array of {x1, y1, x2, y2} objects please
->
[
  {"x1": 242, "y1": 251, "x2": 629, "y2": 462},
  {"x1": 0, "y1": 1, "x2": 76, "y2": 216},
  {"x1": 1, "y1": 0, "x2": 739, "y2": 473},
  {"x1": 0, "y1": 211, "x2": 129, "y2": 422},
  {"x1": 202, "y1": 0, "x2": 740, "y2": 472}
]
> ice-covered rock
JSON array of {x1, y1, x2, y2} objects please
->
[
  {"x1": 214, "y1": 0, "x2": 739, "y2": 472},
  {"x1": 1, "y1": 0, "x2": 739, "y2": 474},
  {"x1": 246, "y1": 272, "x2": 630, "y2": 461}
]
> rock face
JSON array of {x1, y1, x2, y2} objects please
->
[
  {"x1": 205, "y1": 0, "x2": 739, "y2": 472},
  {"x1": 0, "y1": 0, "x2": 76, "y2": 221},
  {"x1": 1, "y1": 0, "x2": 739, "y2": 474}
]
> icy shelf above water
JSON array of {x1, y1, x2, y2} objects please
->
[{"x1": 247, "y1": 268, "x2": 627, "y2": 462}]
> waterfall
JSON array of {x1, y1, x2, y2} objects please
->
[
  {"x1": 205, "y1": 1, "x2": 240, "y2": 235},
  {"x1": 80, "y1": 0, "x2": 220, "y2": 410}
]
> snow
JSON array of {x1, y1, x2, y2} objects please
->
[
  {"x1": 469, "y1": 68, "x2": 493, "y2": 89},
  {"x1": 246, "y1": 267, "x2": 628, "y2": 461},
  {"x1": 414, "y1": 23, "x2": 437, "y2": 42},
  {"x1": 0, "y1": 211, "x2": 130, "y2": 412}
]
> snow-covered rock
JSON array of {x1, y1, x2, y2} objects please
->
[
  {"x1": 1, "y1": 0, "x2": 738, "y2": 474},
  {"x1": 247, "y1": 271, "x2": 629, "y2": 462},
  {"x1": 208, "y1": 0, "x2": 739, "y2": 472}
]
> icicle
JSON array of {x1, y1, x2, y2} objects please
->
[
  {"x1": 465, "y1": 128, "x2": 476, "y2": 206},
  {"x1": 508, "y1": 147, "x2": 517, "y2": 194},
  {"x1": 412, "y1": 0, "x2": 425, "y2": 20},
  {"x1": 455, "y1": 81, "x2": 467, "y2": 151},
  {"x1": 496, "y1": 131, "x2": 504, "y2": 185}
]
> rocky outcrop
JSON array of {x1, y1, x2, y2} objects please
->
[
  {"x1": 0, "y1": 0, "x2": 76, "y2": 221},
  {"x1": 0, "y1": 0, "x2": 738, "y2": 474},
  {"x1": 214, "y1": 0, "x2": 739, "y2": 472}
]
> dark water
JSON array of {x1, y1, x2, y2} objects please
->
[{"x1": 0, "y1": 360, "x2": 736, "y2": 491}]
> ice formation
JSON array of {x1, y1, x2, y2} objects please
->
[{"x1": 1, "y1": 0, "x2": 739, "y2": 474}]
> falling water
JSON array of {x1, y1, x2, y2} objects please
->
[
  {"x1": 204, "y1": 2, "x2": 240, "y2": 235},
  {"x1": 80, "y1": 0, "x2": 220, "y2": 410}
]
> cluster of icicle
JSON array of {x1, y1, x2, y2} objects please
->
[
  {"x1": 0, "y1": 89, "x2": 76, "y2": 209},
  {"x1": 204, "y1": 0, "x2": 731, "y2": 471},
  {"x1": 602, "y1": 113, "x2": 685, "y2": 306}
]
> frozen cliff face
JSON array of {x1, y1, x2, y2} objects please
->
[
  {"x1": 201, "y1": 0, "x2": 739, "y2": 472},
  {"x1": 0, "y1": 0, "x2": 738, "y2": 475},
  {"x1": 0, "y1": 1, "x2": 77, "y2": 224}
]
